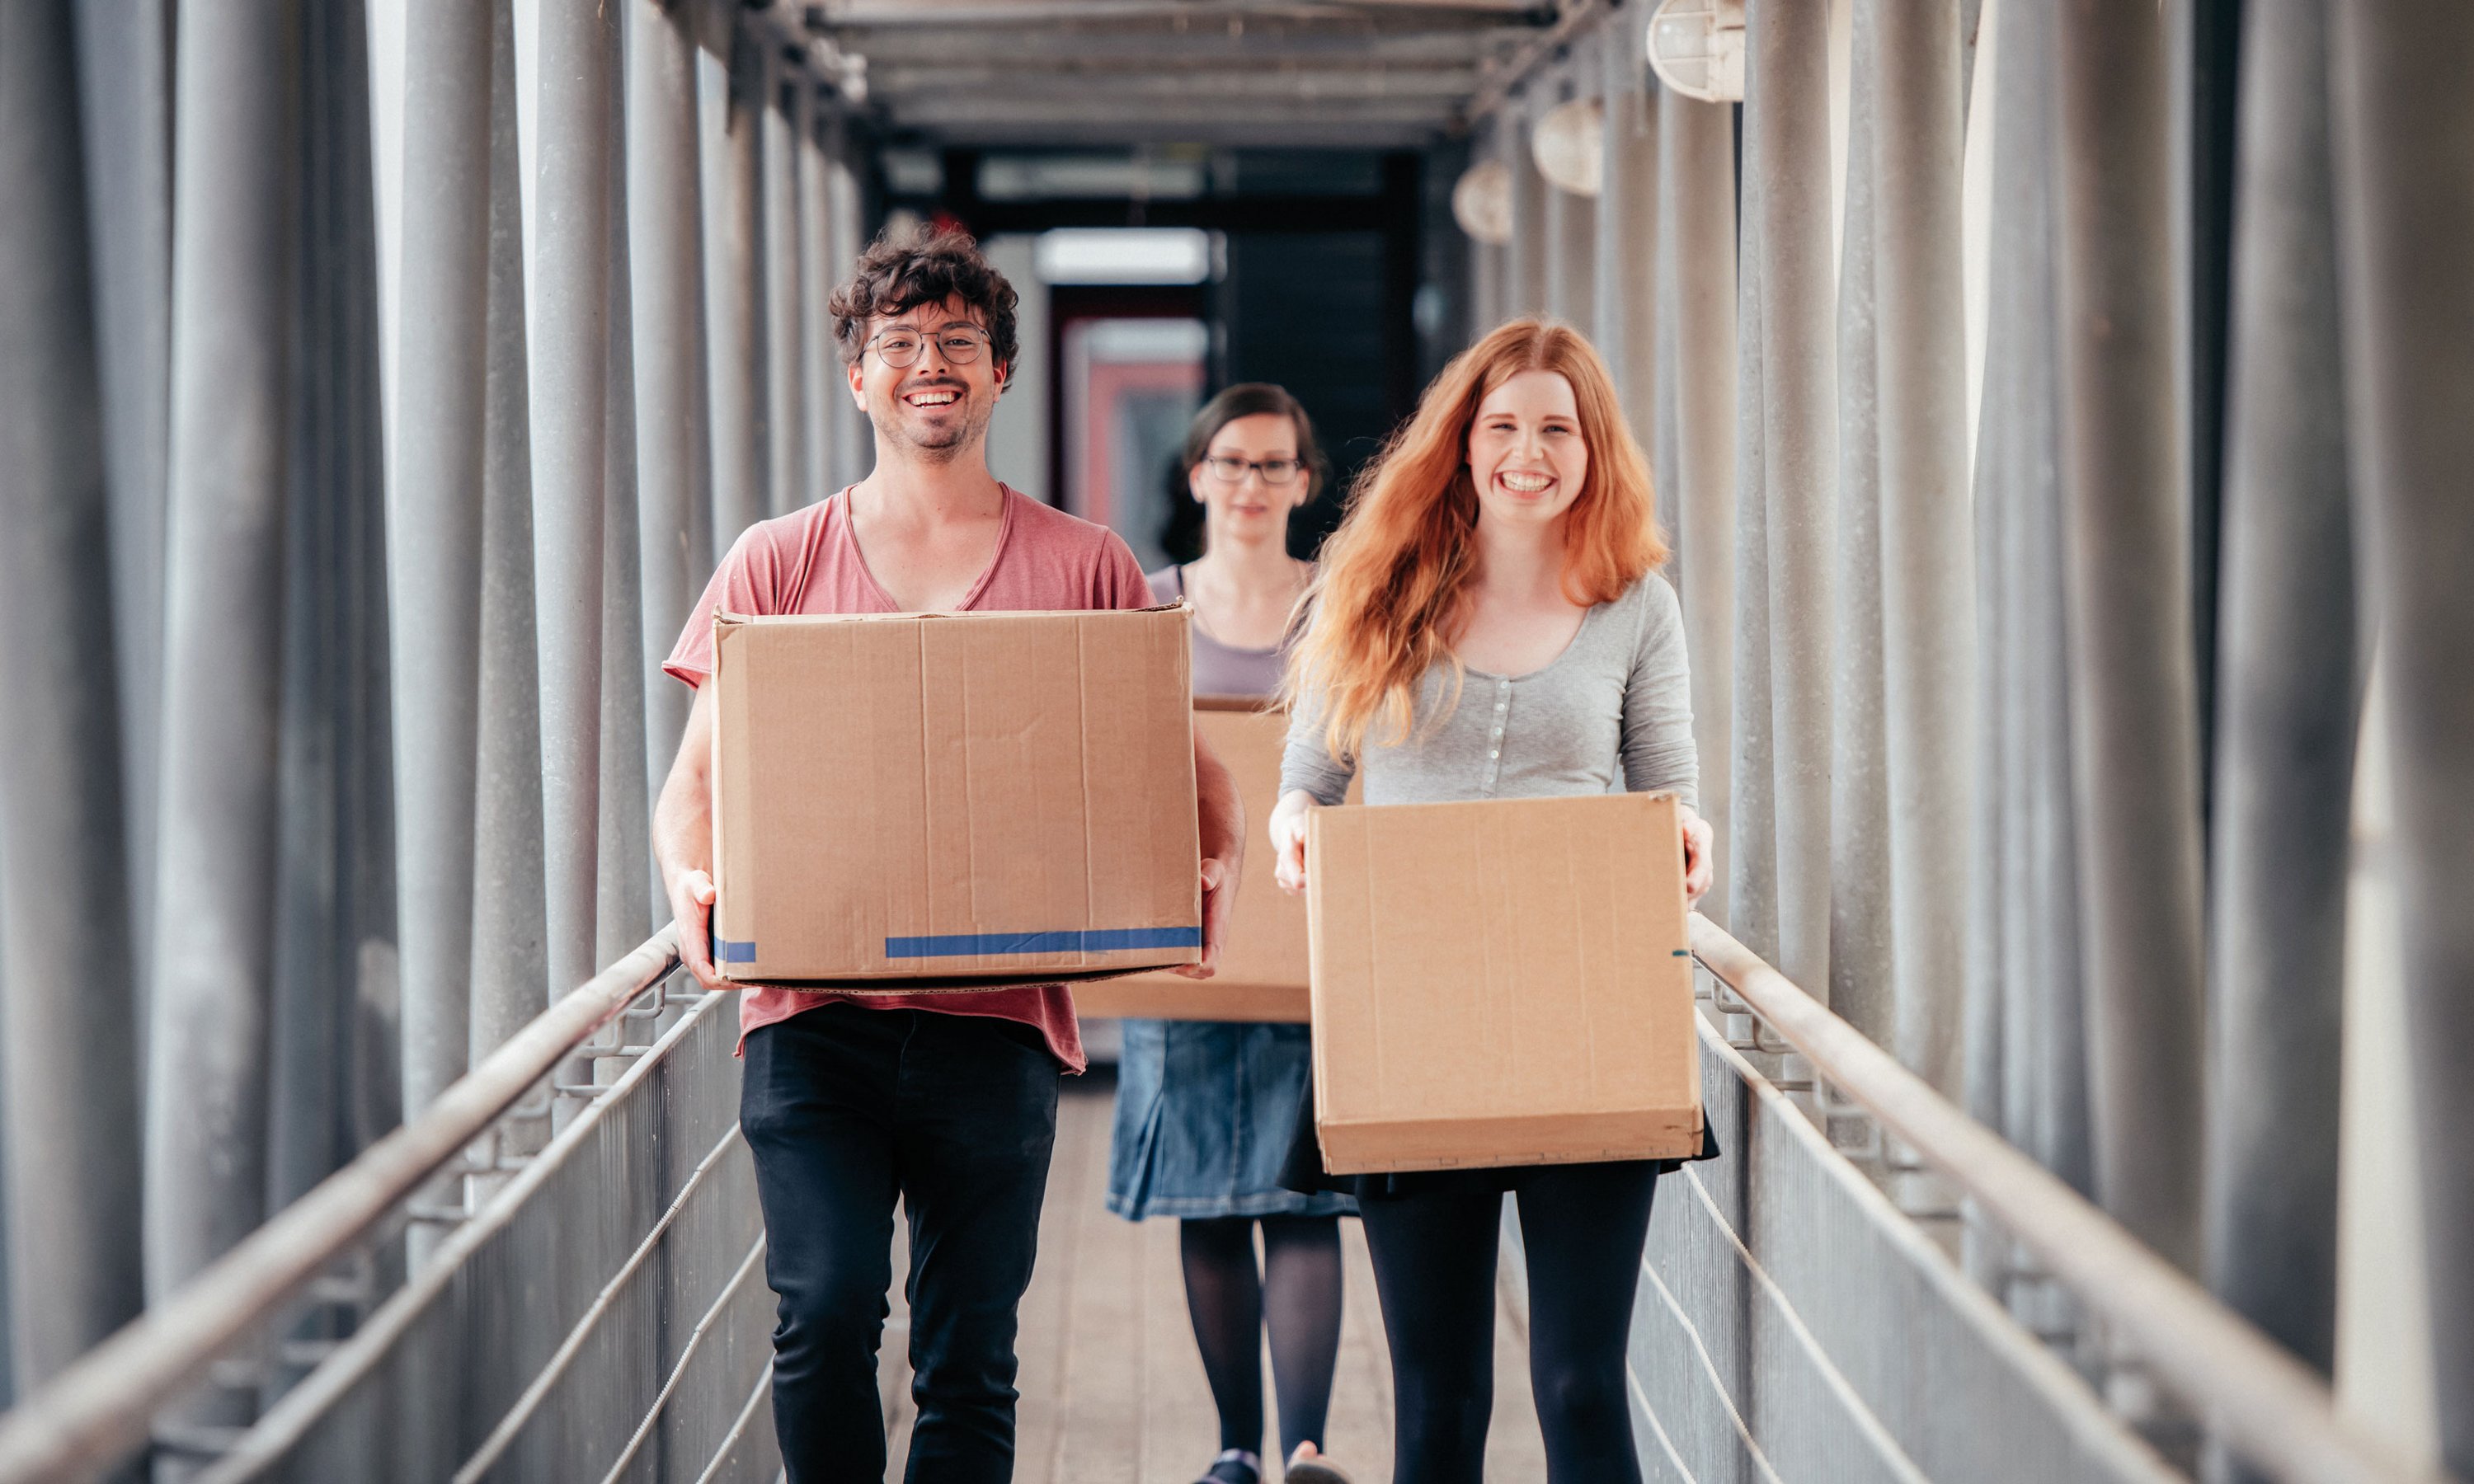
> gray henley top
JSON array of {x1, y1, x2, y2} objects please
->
[{"x1": 1279, "y1": 574, "x2": 1699, "y2": 810}]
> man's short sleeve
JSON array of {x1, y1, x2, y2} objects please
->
[
  {"x1": 663, "y1": 527, "x2": 777, "y2": 688},
  {"x1": 1096, "y1": 531, "x2": 1156, "y2": 613}
]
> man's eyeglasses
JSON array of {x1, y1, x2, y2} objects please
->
[
  {"x1": 868, "y1": 326, "x2": 991, "y2": 368},
  {"x1": 1201, "y1": 454, "x2": 1302, "y2": 487}
]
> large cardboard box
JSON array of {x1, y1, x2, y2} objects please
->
[
  {"x1": 709, "y1": 606, "x2": 1202, "y2": 988},
  {"x1": 1304, "y1": 791, "x2": 1701, "y2": 1173},
  {"x1": 1071, "y1": 699, "x2": 1354, "y2": 1023}
]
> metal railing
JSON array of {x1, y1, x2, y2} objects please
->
[
  {"x1": 0, "y1": 911, "x2": 2443, "y2": 1483},
  {"x1": 1667, "y1": 912, "x2": 2448, "y2": 1484},
  {"x1": 0, "y1": 928, "x2": 776, "y2": 1484}
]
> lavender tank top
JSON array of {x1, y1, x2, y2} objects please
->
[{"x1": 1147, "y1": 564, "x2": 1291, "y2": 700}]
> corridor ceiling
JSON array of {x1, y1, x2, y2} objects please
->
[{"x1": 807, "y1": 0, "x2": 1606, "y2": 148}]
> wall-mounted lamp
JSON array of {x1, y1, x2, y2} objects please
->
[
  {"x1": 1451, "y1": 158, "x2": 1514, "y2": 245},
  {"x1": 1532, "y1": 97, "x2": 1606, "y2": 196},
  {"x1": 1646, "y1": 0, "x2": 1746, "y2": 103}
]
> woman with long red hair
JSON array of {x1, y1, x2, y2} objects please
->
[{"x1": 1271, "y1": 319, "x2": 1714, "y2": 1482}]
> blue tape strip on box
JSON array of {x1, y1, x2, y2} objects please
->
[
  {"x1": 884, "y1": 927, "x2": 1202, "y2": 960},
  {"x1": 709, "y1": 927, "x2": 1201, "y2": 965}
]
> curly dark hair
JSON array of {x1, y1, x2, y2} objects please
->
[{"x1": 827, "y1": 223, "x2": 1020, "y2": 383}]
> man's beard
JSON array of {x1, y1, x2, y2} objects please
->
[{"x1": 872, "y1": 392, "x2": 991, "y2": 466}]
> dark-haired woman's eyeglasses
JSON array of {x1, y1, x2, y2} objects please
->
[
  {"x1": 1202, "y1": 454, "x2": 1301, "y2": 486},
  {"x1": 869, "y1": 326, "x2": 990, "y2": 368}
]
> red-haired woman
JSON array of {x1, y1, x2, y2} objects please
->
[{"x1": 1270, "y1": 319, "x2": 1714, "y2": 1482}]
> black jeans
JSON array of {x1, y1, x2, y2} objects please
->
[
  {"x1": 741, "y1": 1004, "x2": 1061, "y2": 1484},
  {"x1": 1357, "y1": 1161, "x2": 1661, "y2": 1484}
]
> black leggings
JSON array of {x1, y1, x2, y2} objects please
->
[
  {"x1": 1178, "y1": 1213, "x2": 1344, "y2": 1458},
  {"x1": 1357, "y1": 1162, "x2": 1659, "y2": 1484}
]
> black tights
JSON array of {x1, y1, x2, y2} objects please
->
[
  {"x1": 1178, "y1": 1214, "x2": 1344, "y2": 1458},
  {"x1": 1357, "y1": 1162, "x2": 1659, "y2": 1484}
]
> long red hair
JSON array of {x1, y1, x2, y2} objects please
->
[{"x1": 1283, "y1": 318, "x2": 1665, "y2": 761}]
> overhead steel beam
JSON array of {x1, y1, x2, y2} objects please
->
[
  {"x1": 834, "y1": 27, "x2": 1522, "y2": 63},
  {"x1": 882, "y1": 96, "x2": 1458, "y2": 125},
  {"x1": 1467, "y1": 0, "x2": 1607, "y2": 120},
  {"x1": 889, "y1": 120, "x2": 1453, "y2": 150},
  {"x1": 827, "y1": 1, "x2": 1544, "y2": 26},
  {"x1": 867, "y1": 65, "x2": 1481, "y2": 99}
]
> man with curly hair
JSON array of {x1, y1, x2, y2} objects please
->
[{"x1": 654, "y1": 226, "x2": 1244, "y2": 1482}]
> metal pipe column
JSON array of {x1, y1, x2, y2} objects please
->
[
  {"x1": 1744, "y1": 0, "x2": 1839, "y2": 998},
  {"x1": 72, "y1": 0, "x2": 175, "y2": 1008},
  {"x1": 1727, "y1": 129, "x2": 1780, "y2": 965},
  {"x1": 761, "y1": 59, "x2": 807, "y2": 518},
  {"x1": 824, "y1": 113, "x2": 870, "y2": 491},
  {"x1": 702, "y1": 30, "x2": 765, "y2": 548},
  {"x1": 2202, "y1": 0, "x2": 2356, "y2": 1383},
  {"x1": 628, "y1": 0, "x2": 713, "y2": 798},
  {"x1": 2010, "y1": 0, "x2": 2094, "y2": 1204},
  {"x1": 1868, "y1": 0, "x2": 1973, "y2": 1097},
  {"x1": 598, "y1": 8, "x2": 650, "y2": 968},
  {"x1": 468, "y1": 0, "x2": 548, "y2": 1068},
  {"x1": 1597, "y1": 31, "x2": 1658, "y2": 454},
  {"x1": 1829, "y1": 30, "x2": 1893, "y2": 1045},
  {"x1": 2328, "y1": 0, "x2": 2474, "y2": 1463},
  {"x1": 144, "y1": 3, "x2": 299, "y2": 1453},
  {"x1": 1546, "y1": 183, "x2": 1597, "y2": 331},
  {"x1": 388, "y1": 0, "x2": 493, "y2": 1121},
  {"x1": 2053, "y1": 0, "x2": 2208, "y2": 1274},
  {"x1": 797, "y1": 89, "x2": 837, "y2": 507},
  {"x1": 1662, "y1": 87, "x2": 1737, "y2": 926},
  {"x1": 530, "y1": 0, "x2": 613, "y2": 1017},
  {"x1": 0, "y1": 0, "x2": 147, "y2": 1386},
  {"x1": 1503, "y1": 103, "x2": 1549, "y2": 318}
]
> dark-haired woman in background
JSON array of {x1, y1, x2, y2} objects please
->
[{"x1": 1108, "y1": 385, "x2": 1357, "y2": 1484}]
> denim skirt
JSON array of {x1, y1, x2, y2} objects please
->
[{"x1": 1107, "y1": 1019, "x2": 1357, "y2": 1221}]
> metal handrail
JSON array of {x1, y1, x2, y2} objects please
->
[
  {"x1": 0, "y1": 928, "x2": 684, "y2": 1484},
  {"x1": 1686, "y1": 912, "x2": 2448, "y2": 1484}
]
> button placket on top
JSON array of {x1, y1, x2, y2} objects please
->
[{"x1": 1484, "y1": 677, "x2": 1511, "y2": 794}]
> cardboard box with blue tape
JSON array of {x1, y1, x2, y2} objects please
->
[{"x1": 709, "y1": 605, "x2": 1203, "y2": 989}]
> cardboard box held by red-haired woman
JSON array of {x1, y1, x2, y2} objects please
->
[{"x1": 1304, "y1": 791, "x2": 1703, "y2": 1174}]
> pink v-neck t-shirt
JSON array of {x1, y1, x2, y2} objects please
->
[{"x1": 664, "y1": 486, "x2": 1159, "y2": 1073}]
